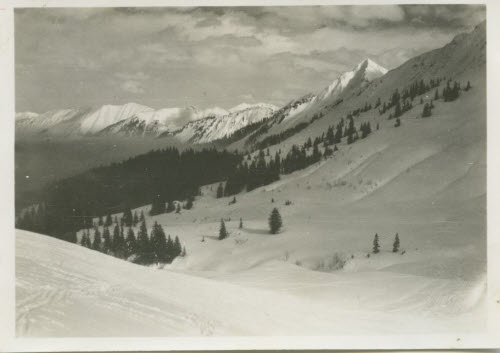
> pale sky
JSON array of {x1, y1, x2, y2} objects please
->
[{"x1": 15, "y1": 5, "x2": 485, "y2": 113}]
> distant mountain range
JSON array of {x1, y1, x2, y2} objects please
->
[{"x1": 15, "y1": 59, "x2": 389, "y2": 144}]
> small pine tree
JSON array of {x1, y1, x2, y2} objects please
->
[
  {"x1": 136, "y1": 220, "x2": 150, "y2": 264},
  {"x1": 92, "y1": 227, "x2": 101, "y2": 251},
  {"x1": 185, "y1": 196, "x2": 194, "y2": 210},
  {"x1": 465, "y1": 81, "x2": 471, "y2": 91},
  {"x1": 139, "y1": 210, "x2": 145, "y2": 222},
  {"x1": 434, "y1": 88, "x2": 439, "y2": 100},
  {"x1": 174, "y1": 236, "x2": 182, "y2": 257},
  {"x1": 133, "y1": 211, "x2": 139, "y2": 226},
  {"x1": 150, "y1": 222, "x2": 168, "y2": 263},
  {"x1": 105, "y1": 214, "x2": 113, "y2": 227},
  {"x1": 166, "y1": 201, "x2": 176, "y2": 213},
  {"x1": 102, "y1": 226, "x2": 112, "y2": 253},
  {"x1": 219, "y1": 219, "x2": 228, "y2": 240},
  {"x1": 422, "y1": 103, "x2": 432, "y2": 118},
  {"x1": 394, "y1": 118, "x2": 401, "y2": 127},
  {"x1": 239, "y1": 217, "x2": 243, "y2": 229},
  {"x1": 392, "y1": 233, "x2": 400, "y2": 253},
  {"x1": 125, "y1": 227, "x2": 137, "y2": 257},
  {"x1": 268, "y1": 208, "x2": 283, "y2": 234},
  {"x1": 176, "y1": 203, "x2": 181, "y2": 214},
  {"x1": 216, "y1": 183, "x2": 224, "y2": 198},
  {"x1": 373, "y1": 233, "x2": 380, "y2": 254}
]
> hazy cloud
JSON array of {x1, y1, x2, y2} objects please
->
[{"x1": 15, "y1": 5, "x2": 485, "y2": 113}]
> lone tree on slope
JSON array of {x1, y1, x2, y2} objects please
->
[
  {"x1": 239, "y1": 217, "x2": 243, "y2": 229},
  {"x1": 392, "y1": 233, "x2": 400, "y2": 253},
  {"x1": 373, "y1": 233, "x2": 380, "y2": 254},
  {"x1": 219, "y1": 219, "x2": 228, "y2": 240},
  {"x1": 268, "y1": 208, "x2": 283, "y2": 234},
  {"x1": 216, "y1": 183, "x2": 224, "y2": 198}
]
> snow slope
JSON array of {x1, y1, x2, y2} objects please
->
[
  {"x1": 16, "y1": 103, "x2": 275, "y2": 141},
  {"x1": 16, "y1": 80, "x2": 486, "y2": 336},
  {"x1": 247, "y1": 58, "x2": 387, "y2": 133},
  {"x1": 15, "y1": 22, "x2": 486, "y2": 338},
  {"x1": 318, "y1": 58, "x2": 388, "y2": 101},
  {"x1": 173, "y1": 103, "x2": 277, "y2": 143},
  {"x1": 232, "y1": 22, "x2": 485, "y2": 150}
]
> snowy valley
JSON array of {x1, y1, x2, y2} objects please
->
[{"x1": 15, "y1": 19, "x2": 487, "y2": 340}]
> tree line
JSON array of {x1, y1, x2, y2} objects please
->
[
  {"x1": 16, "y1": 147, "x2": 241, "y2": 242},
  {"x1": 80, "y1": 219, "x2": 185, "y2": 265}
]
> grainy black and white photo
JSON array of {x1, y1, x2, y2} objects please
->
[{"x1": 13, "y1": 3, "x2": 488, "y2": 341}]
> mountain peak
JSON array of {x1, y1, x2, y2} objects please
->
[
  {"x1": 355, "y1": 59, "x2": 388, "y2": 80},
  {"x1": 318, "y1": 59, "x2": 387, "y2": 101}
]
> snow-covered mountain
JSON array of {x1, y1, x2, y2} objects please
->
[
  {"x1": 15, "y1": 102, "x2": 276, "y2": 140},
  {"x1": 256, "y1": 59, "x2": 388, "y2": 130},
  {"x1": 318, "y1": 58, "x2": 388, "y2": 101},
  {"x1": 97, "y1": 106, "x2": 230, "y2": 138},
  {"x1": 173, "y1": 103, "x2": 278, "y2": 143}
]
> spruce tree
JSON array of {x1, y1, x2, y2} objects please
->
[
  {"x1": 176, "y1": 203, "x2": 181, "y2": 214},
  {"x1": 166, "y1": 234, "x2": 175, "y2": 262},
  {"x1": 105, "y1": 214, "x2": 112, "y2": 227},
  {"x1": 185, "y1": 196, "x2": 194, "y2": 210},
  {"x1": 174, "y1": 236, "x2": 182, "y2": 257},
  {"x1": 422, "y1": 103, "x2": 432, "y2": 118},
  {"x1": 112, "y1": 224, "x2": 120, "y2": 252},
  {"x1": 92, "y1": 227, "x2": 101, "y2": 251},
  {"x1": 98, "y1": 215, "x2": 103, "y2": 226},
  {"x1": 125, "y1": 227, "x2": 137, "y2": 258},
  {"x1": 268, "y1": 208, "x2": 283, "y2": 234},
  {"x1": 392, "y1": 233, "x2": 400, "y2": 253},
  {"x1": 122, "y1": 207, "x2": 133, "y2": 227},
  {"x1": 150, "y1": 222, "x2": 168, "y2": 263},
  {"x1": 373, "y1": 233, "x2": 380, "y2": 254},
  {"x1": 114, "y1": 226, "x2": 126, "y2": 258},
  {"x1": 239, "y1": 217, "x2": 243, "y2": 229},
  {"x1": 139, "y1": 210, "x2": 145, "y2": 222},
  {"x1": 219, "y1": 219, "x2": 228, "y2": 240},
  {"x1": 216, "y1": 183, "x2": 224, "y2": 198},
  {"x1": 137, "y1": 220, "x2": 150, "y2": 264},
  {"x1": 166, "y1": 201, "x2": 175, "y2": 213},
  {"x1": 102, "y1": 226, "x2": 111, "y2": 254},
  {"x1": 80, "y1": 231, "x2": 88, "y2": 248},
  {"x1": 133, "y1": 211, "x2": 139, "y2": 226}
]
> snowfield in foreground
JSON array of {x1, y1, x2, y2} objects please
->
[{"x1": 16, "y1": 226, "x2": 485, "y2": 337}]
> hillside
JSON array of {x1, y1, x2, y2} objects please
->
[
  {"x1": 16, "y1": 21, "x2": 487, "y2": 338},
  {"x1": 230, "y1": 21, "x2": 485, "y2": 152}
]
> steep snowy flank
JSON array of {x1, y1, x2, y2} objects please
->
[
  {"x1": 15, "y1": 109, "x2": 85, "y2": 136},
  {"x1": 229, "y1": 102, "x2": 278, "y2": 114},
  {"x1": 174, "y1": 103, "x2": 277, "y2": 143},
  {"x1": 79, "y1": 103, "x2": 154, "y2": 135},
  {"x1": 98, "y1": 106, "x2": 229, "y2": 138},
  {"x1": 15, "y1": 112, "x2": 39, "y2": 121},
  {"x1": 15, "y1": 102, "x2": 272, "y2": 140},
  {"x1": 318, "y1": 59, "x2": 387, "y2": 101},
  {"x1": 250, "y1": 59, "x2": 386, "y2": 134}
]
